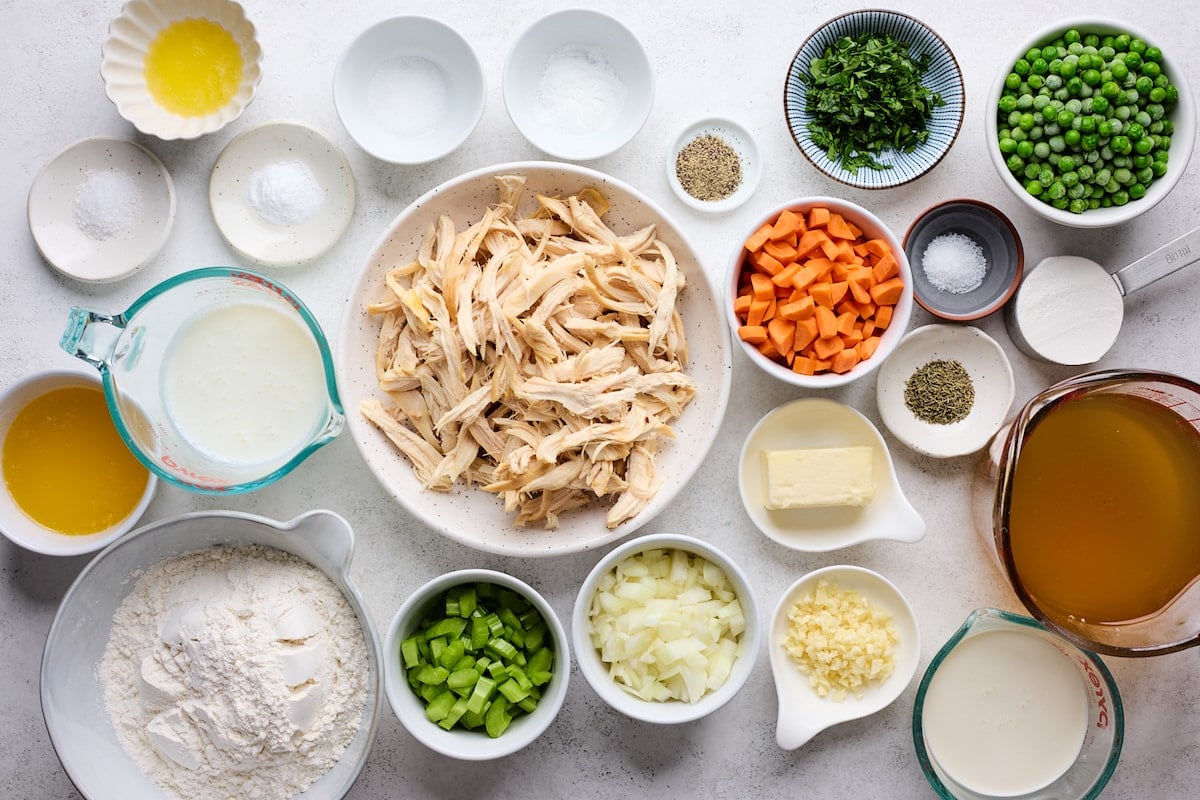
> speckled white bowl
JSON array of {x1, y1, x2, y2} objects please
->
[
  {"x1": 100, "y1": 0, "x2": 263, "y2": 140},
  {"x1": 571, "y1": 533, "x2": 760, "y2": 724}
]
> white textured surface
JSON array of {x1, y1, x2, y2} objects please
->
[{"x1": 3, "y1": 1, "x2": 1199, "y2": 798}]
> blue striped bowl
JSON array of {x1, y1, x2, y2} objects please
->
[{"x1": 784, "y1": 10, "x2": 964, "y2": 189}]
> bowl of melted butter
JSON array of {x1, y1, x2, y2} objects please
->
[{"x1": 101, "y1": 0, "x2": 263, "y2": 140}]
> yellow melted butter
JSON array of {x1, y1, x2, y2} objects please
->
[
  {"x1": 2, "y1": 386, "x2": 149, "y2": 535},
  {"x1": 144, "y1": 18, "x2": 243, "y2": 116}
]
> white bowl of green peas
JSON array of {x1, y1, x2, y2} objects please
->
[
  {"x1": 384, "y1": 569, "x2": 570, "y2": 760},
  {"x1": 987, "y1": 18, "x2": 1195, "y2": 228}
]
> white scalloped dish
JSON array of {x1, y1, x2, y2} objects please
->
[
  {"x1": 100, "y1": 0, "x2": 263, "y2": 140},
  {"x1": 738, "y1": 398, "x2": 925, "y2": 552}
]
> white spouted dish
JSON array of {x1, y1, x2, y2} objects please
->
[{"x1": 586, "y1": 548, "x2": 746, "y2": 703}]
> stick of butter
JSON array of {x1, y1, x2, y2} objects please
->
[{"x1": 761, "y1": 446, "x2": 875, "y2": 510}]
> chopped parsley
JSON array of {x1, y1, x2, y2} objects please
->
[{"x1": 800, "y1": 32, "x2": 945, "y2": 174}]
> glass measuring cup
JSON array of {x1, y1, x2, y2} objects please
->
[
  {"x1": 60, "y1": 267, "x2": 344, "y2": 494},
  {"x1": 976, "y1": 369, "x2": 1200, "y2": 656},
  {"x1": 913, "y1": 608, "x2": 1123, "y2": 800}
]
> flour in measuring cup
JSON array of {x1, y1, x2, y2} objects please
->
[{"x1": 100, "y1": 545, "x2": 368, "y2": 800}]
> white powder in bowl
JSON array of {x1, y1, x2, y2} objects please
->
[
  {"x1": 921, "y1": 232, "x2": 988, "y2": 294},
  {"x1": 246, "y1": 161, "x2": 325, "y2": 227},
  {"x1": 534, "y1": 44, "x2": 627, "y2": 134},
  {"x1": 100, "y1": 545, "x2": 369, "y2": 800},
  {"x1": 73, "y1": 169, "x2": 142, "y2": 240}
]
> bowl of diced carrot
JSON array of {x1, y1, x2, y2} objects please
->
[{"x1": 726, "y1": 196, "x2": 914, "y2": 388}]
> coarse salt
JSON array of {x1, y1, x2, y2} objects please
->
[
  {"x1": 367, "y1": 55, "x2": 450, "y2": 136},
  {"x1": 245, "y1": 160, "x2": 324, "y2": 227},
  {"x1": 73, "y1": 169, "x2": 142, "y2": 240},
  {"x1": 534, "y1": 44, "x2": 626, "y2": 134},
  {"x1": 922, "y1": 232, "x2": 988, "y2": 294}
]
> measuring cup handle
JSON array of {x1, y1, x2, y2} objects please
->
[{"x1": 1112, "y1": 225, "x2": 1200, "y2": 296}]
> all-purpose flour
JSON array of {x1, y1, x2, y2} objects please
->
[{"x1": 100, "y1": 545, "x2": 369, "y2": 800}]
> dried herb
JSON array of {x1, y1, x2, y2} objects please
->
[
  {"x1": 904, "y1": 359, "x2": 974, "y2": 425},
  {"x1": 800, "y1": 32, "x2": 945, "y2": 174},
  {"x1": 675, "y1": 133, "x2": 742, "y2": 201}
]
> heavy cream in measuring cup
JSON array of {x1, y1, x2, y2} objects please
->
[
  {"x1": 921, "y1": 628, "x2": 1088, "y2": 797},
  {"x1": 163, "y1": 301, "x2": 328, "y2": 465}
]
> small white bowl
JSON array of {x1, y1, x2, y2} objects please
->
[
  {"x1": 724, "y1": 196, "x2": 914, "y2": 389},
  {"x1": 100, "y1": 0, "x2": 263, "y2": 140},
  {"x1": 571, "y1": 533, "x2": 760, "y2": 724},
  {"x1": 27, "y1": 137, "x2": 175, "y2": 283},
  {"x1": 384, "y1": 569, "x2": 570, "y2": 760},
  {"x1": 334, "y1": 16, "x2": 484, "y2": 165},
  {"x1": 738, "y1": 398, "x2": 925, "y2": 552},
  {"x1": 666, "y1": 117, "x2": 763, "y2": 214},
  {"x1": 876, "y1": 324, "x2": 1015, "y2": 458},
  {"x1": 986, "y1": 18, "x2": 1196, "y2": 228},
  {"x1": 503, "y1": 9, "x2": 654, "y2": 161},
  {"x1": 209, "y1": 120, "x2": 356, "y2": 267},
  {"x1": 770, "y1": 565, "x2": 920, "y2": 749},
  {"x1": 0, "y1": 370, "x2": 156, "y2": 556}
]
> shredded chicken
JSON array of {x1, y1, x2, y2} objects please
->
[{"x1": 363, "y1": 175, "x2": 696, "y2": 529}]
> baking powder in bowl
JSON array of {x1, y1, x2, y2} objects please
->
[{"x1": 100, "y1": 545, "x2": 368, "y2": 800}]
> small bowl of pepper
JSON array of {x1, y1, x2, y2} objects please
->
[
  {"x1": 784, "y1": 10, "x2": 964, "y2": 189},
  {"x1": 667, "y1": 116, "x2": 762, "y2": 213},
  {"x1": 875, "y1": 324, "x2": 1015, "y2": 458}
]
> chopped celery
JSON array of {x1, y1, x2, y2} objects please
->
[
  {"x1": 402, "y1": 581, "x2": 555, "y2": 738},
  {"x1": 401, "y1": 636, "x2": 421, "y2": 669}
]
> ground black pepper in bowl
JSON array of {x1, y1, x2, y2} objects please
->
[{"x1": 675, "y1": 133, "x2": 742, "y2": 202}]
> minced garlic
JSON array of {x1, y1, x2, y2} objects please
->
[{"x1": 781, "y1": 579, "x2": 897, "y2": 701}]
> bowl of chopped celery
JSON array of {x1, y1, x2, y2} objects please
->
[
  {"x1": 384, "y1": 569, "x2": 569, "y2": 760},
  {"x1": 987, "y1": 19, "x2": 1196, "y2": 228},
  {"x1": 784, "y1": 10, "x2": 964, "y2": 189},
  {"x1": 571, "y1": 533, "x2": 760, "y2": 724}
]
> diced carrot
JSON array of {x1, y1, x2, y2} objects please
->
[
  {"x1": 738, "y1": 325, "x2": 767, "y2": 344},
  {"x1": 744, "y1": 223, "x2": 773, "y2": 253},
  {"x1": 841, "y1": 329, "x2": 864, "y2": 349},
  {"x1": 836, "y1": 311, "x2": 857, "y2": 336},
  {"x1": 792, "y1": 355, "x2": 819, "y2": 376},
  {"x1": 758, "y1": 339, "x2": 781, "y2": 360},
  {"x1": 809, "y1": 282, "x2": 834, "y2": 309},
  {"x1": 825, "y1": 213, "x2": 856, "y2": 241},
  {"x1": 812, "y1": 335, "x2": 845, "y2": 360},
  {"x1": 771, "y1": 260, "x2": 803, "y2": 288},
  {"x1": 763, "y1": 239, "x2": 797, "y2": 263},
  {"x1": 861, "y1": 238, "x2": 892, "y2": 258},
  {"x1": 874, "y1": 304, "x2": 894, "y2": 330},
  {"x1": 872, "y1": 252, "x2": 899, "y2": 283},
  {"x1": 831, "y1": 348, "x2": 861, "y2": 374},
  {"x1": 750, "y1": 272, "x2": 775, "y2": 302},
  {"x1": 870, "y1": 277, "x2": 905, "y2": 306},
  {"x1": 858, "y1": 335, "x2": 882, "y2": 361},
  {"x1": 790, "y1": 264, "x2": 820, "y2": 291},
  {"x1": 774, "y1": 282, "x2": 793, "y2": 298},
  {"x1": 747, "y1": 297, "x2": 771, "y2": 327},
  {"x1": 795, "y1": 229, "x2": 830, "y2": 259},
  {"x1": 779, "y1": 295, "x2": 815, "y2": 321},
  {"x1": 767, "y1": 317, "x2": 795, "y2": 355},
  {"x1": 829, "y1": 280, "x2": 849, "y2": 306},
  {"x1": 863, "y1": 319, "x2": 876, "y2": 338},
  {"x1": 815, "y1": 305, "x2": 839, "y2": 339},
  {"x1": 807, "y1": 206, "x2": 831, "y2": 228},
  {"x1": 806, "y1": 257, "x2": 838, "y2": 279},
  {"x1": 848, "y1": 270, "x2": 873, "y2": 304},
  {"x1": 752, "y1": 250, "x2": 784, "y2": 276},
  {"x1": 793, "y1": 316, "x2": 819, "y2": 350},
  {"x1": 769, "y1": 209, "x2": 802, "y2": 241},
  {"x1": 733, "y1": 294, "x2": 753, "y2": 316}
]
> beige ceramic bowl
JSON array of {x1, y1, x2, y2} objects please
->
[{"x1": 100, "y1": 0, "x2": 263, "y2": 140}]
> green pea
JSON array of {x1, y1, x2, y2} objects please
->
[
  {"x1": 1077, "y1": 164, "x2": 1094, "y2": 181},
  {"x1": 1083, "y1": 33, "x2": 1100, "y2": 47},
  {"x1": 1133, "y1": 137, "x2": 1154, "y2": 155},
  {"x1": 1149, "y1": 86, "x2": 1167, "y2": 103},
  {"x1": 1113, "y1": 33, "x2": 1131, "y2": 50},
  {"x1": 1025, "y1": 180, "x2": 1043, "y2": 196},
  {"x1": 1090, "y1": 96, "x2": 1109, "y2": 114},
  {"x1": 1016, "y1": 140, "x2": 1034, "y2": 158},
  {"x1": 1135, "y1": 76, "x2": 1153, "y2": 95},
  {"x1": 1064, "y1": 28, "x2": 1081, "y2": 44},
  {"x1": 1100, "y1": 81, "x2": 1120, "y2": 99},
  {"x1": 1136, "y1": 166, "x2": 1154, "y2": 184},
  {"x1": 1064, "y1": 129, "x2": 1082, "y2": 147},
  {"x1": 1057, "y1": 154, "x2": 1076, "y2": 172},
  {"x1": 1069, "y1": 198, "x2": 1088, "y2": 214},
  {"x1": 1098, "y1": 45, "x2": 1115, "y2": 60},
  {"x1": 1005, "y1": 73, "x2": 1022, "y2": 91},
  {"x1": 1017, "y1": 93, "x2": 1035, "y2": 110},
  {"x1": 1013, "y1": 58, "x2": 1031, "y2": 76},
  {"x1": 1024, "y1": 163, "x2": 1042, "y2": 180},
  {"x1": 999, "y1": 95, "x2": 1018, "y2": 113},
  {"x1": 1129, "y1": 183, "x2": 1147, "y2": 200},
  {"x1": 1006, "y1": 153, "x2": 1025, "y2": 173},
  {"x1": 1056, "y1": 109, "x2": 1075, "y2": 127},
  {"x1": 1098, "y1": 120, "x2": 1113, "y2": 137},
  {"x1": 1114, "y1": 167, "x2": 1133, "y2": 185},
  {"x1": 1082, "y1": 68, "x2": 1101, "y2": 86},
  {"x1": 1142, "y1": 61, "x2": 1161, "y2": 79},
  {"x1": 1032, "y1": 57, "x2": 1049, "y2": 75},
  {"x1": 1046, "y1": 181, "x2": 1067, "y2": 200},
  {"x1": 1028, "y1": 74, "x2": 1045, "y2": 90},
  {"x1": 1123, "y1": 50, "x2": 1143, "y2": 70},
  {"x1": 1151, "y1": 160, "x2": 1168, "y2": 178},
  {"x1": 1112, "y1": 190, "x2": 1130, "y2": 206},
  {"x1": 1110, "y1": 61, "x2": 1129, "y2": 81},
  {"x1": 1033, "y1": 141, "x2": 1050, "y2": 159},
  {"x1": 1130, "y1": 38, "x2": 1147, "y2": 54},
  {"x1": 1018, "y1": 113, "x2": 1035, "y2": 131},
  {"x1": 1144, "y1": 46, "x2": 1162, "y2": 63}
]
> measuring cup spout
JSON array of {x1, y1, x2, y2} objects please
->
[{"x1": 59, "y1": 306, "x2": 124, "y2": 371}]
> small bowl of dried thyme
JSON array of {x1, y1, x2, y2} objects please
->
[
  {"x1": 667, "y1": 117, "x2": 762, "y2": 213},
  {"x1": 783, "y1": 10, "x2": 964, "y2": 189},
  {"x1": 875, "y1": 324, "x2": 1014, "y2": 458}
]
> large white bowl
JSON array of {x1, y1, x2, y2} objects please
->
[
  {"x1": 0, "y1": 369, "x2": 156, "y2": 556},
  {"x1": 384, "y1": 569, "x2": 570, "y2": 760},
  {"x1": 985, "y1": 18, "x2": 1196, "y2": 228},
  {"x1": 334, "y1": 16, "x2": 485, "y2": 165},
  {"x1": 337, "y1": 161, "x2": 732, "y2": 557},
  {"x1": 503, "y1": 9, "x2": 654, "y2": 161},
  {"x1": 40, "y1": 509, "x2": 383, "y2": 800},
  {"x1": 724, "y1": 196, "x2": 914, "y2": 389},
  {"x1": 100, "y1": 0, "x2": 263, "y2": 140},
  {"x1": 571, "y1": 533, "x2": 760, "y2": 724}
]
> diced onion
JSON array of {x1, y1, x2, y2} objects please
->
[{"x1": 587, "y1": 548, "x2": 744, "y2": 704}]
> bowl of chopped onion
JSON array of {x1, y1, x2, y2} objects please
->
[{"x1": 571, "y1": 532, "x2": 760, "y2": 724}]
